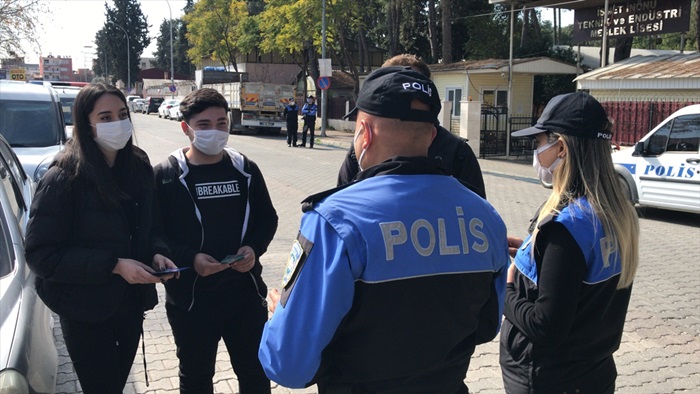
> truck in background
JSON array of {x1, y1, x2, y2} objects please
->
[{"x1": 196, "y1": 68, "x2": 295, "y2": 135}]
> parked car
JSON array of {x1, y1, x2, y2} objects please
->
[
  {"x1": 613, "y1": 104, "x2": 700, "y2": 214},
  {"x1": 0, "y1": 81, "x2": 66, "y2": 182},
  {"x1": 53, "y1": 86, "x2": 82, "y2": 139},
  {"x1": 168, "y1": 100, "x2": 182, "y2": 121},
  {"x1": 158, "y1": 99, "x2": 179, "y2": 119},
  {"x1": 126, "y1": 95, "x2": 142, "y2": 112},
  {"x1": 0, "y1": 134, "x2": 59, "y2": 394},
  {"x1": 132, "y1": 98, "x2": 146, "y2": 113},
  {"x1": 143, "y1": 97, "x2": 164, "y2": 115}
]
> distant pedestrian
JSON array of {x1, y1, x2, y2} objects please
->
[
  {"x1": 299, "y1": 95, "x2": 317, "y2": 148},
  {"x1": 500, "y1": 92, "x2": 640, "y2": 393},
  {"x1": 154, "y1": 88, "x2": 278, "y2": 394},
  {"x1": 283, "y1": 97, "x2": 299, "y2": 147},
  {"x1": 337, "y1": 54, "x2": 486, "y2": 198},
  {"x1": 259, "y1": 67, "x2": 508, "y2": 393},
  {"x1": 25, "y1": 83, "x2": 177, "y2": 394}
]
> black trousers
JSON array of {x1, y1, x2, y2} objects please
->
[
  {"x1": 166, "y1": 288, "x2": 270, "y2": 394},
  {"x1": 60, "y1": 300, "x2": 144, "y2": 394},
  {"x1": 301, "y1": 116, "x2": 316, "y2": 147},
  {"x1": 286, "y1": 121, "x2": 298, "y2": 146}
]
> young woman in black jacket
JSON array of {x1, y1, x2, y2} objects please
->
[{"x1": 25, "y1": 84, "x2": 178, "y2": 393}]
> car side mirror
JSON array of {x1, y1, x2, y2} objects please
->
[{"x1": 632, "y1": 141, "x2": 645, "y2": 157}]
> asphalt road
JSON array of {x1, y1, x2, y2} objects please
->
[{"x1": 52, "y1": 113, "x2": 700, "y2": 393}]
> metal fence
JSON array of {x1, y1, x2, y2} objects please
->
[{"x1": 602, "y1": 101, "x2": 700, "y2": 146}]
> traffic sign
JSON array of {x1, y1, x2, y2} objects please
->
[
  {"x1": 317, "y1": 76, "x2": 330, "y2": 91},
  {"x1": 169, "y1": 85, "x2": 177, "y2": 93}
]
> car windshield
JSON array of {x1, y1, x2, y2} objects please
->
[
  {"x1": 60, "y1": 96, "x2": 75, "y2": 125},
  {"x1": 0, "y1": 100, "x2": 63, "y2": 147}
]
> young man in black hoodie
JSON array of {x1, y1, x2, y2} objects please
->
[{"x1": 154, "y1": 88, "x2": 278, "y2": 394}]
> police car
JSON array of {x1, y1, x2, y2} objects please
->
[{"x1": 613, "y1": 104, "x2": 700, "y2": 214}]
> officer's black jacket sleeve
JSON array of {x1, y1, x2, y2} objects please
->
[
  {"x1": 337, "y1": 146, "x2": 359, "y2": 186},
  {"x1": 503, "y1": 221, "x2": 587, "y2": 346}
]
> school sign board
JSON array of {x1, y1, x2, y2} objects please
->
[{"x1": 573, "y1": 0, "x2": 691, "y2": 43}]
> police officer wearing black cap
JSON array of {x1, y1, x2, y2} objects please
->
[
  {"x1": 336, "y1": 54, "x2": 486, "y2": 199},
  {"x1": 299, "y1": 95, "x2": 317, "y2": 148},
  {"x1": 259, "y1": 66, "x2": 509, "y2": 394},
  {"x1": 500, "y1": 92, "x2": 639, "y2": 394}
]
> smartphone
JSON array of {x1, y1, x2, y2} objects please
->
[
  {"x1": 152, "y1": 267, "x2": 189, "y2": 276},
  {"x1": 221, "y1": 254, "x2": 246, "y2": 264}
]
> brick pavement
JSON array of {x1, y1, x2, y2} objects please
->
[{"x1": 52, "y1": 127, "x2": 700, "y2": 393}]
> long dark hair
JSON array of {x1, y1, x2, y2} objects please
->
[{"x1": 57, "y1": 83, "x2": 150, "y2": 207}]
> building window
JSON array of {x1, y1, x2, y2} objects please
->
[
  {"x1": 483, "y1": 89, "x2": 508, "y2": 109},
  {"x1": 446, "y1": 88, "x2": 462, "y2": 117}
]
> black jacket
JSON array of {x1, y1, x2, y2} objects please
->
[
  {"x1": 25, "y1": 148, "x2": 166, "y2": 323},
  {"x1": 337, "y1": 125, "x2": 486, "y2": 198},
  {"x1": 283, "y1": 104, "x2": 299, "y2": 123},
  {"x1": 500, "y1": 208, "x2": 632, "y2": 393},
  {"x1": 154, "y1": 148, "x2": 278, "y2": 311}
]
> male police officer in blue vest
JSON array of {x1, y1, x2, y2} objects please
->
[{"x1": 259, "y1": 66, "x2": 508, "y2": 394}]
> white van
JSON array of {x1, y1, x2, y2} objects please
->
[
  {"x1": 0, "y1": 81, "x2": 66, "y2": 182},
  {"x1": 613, "y1": 104, "x2": 700, "y2": 214}
]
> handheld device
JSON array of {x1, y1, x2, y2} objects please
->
[
  {"x1": 152, "y1": 267, "x2": 189, "y2": 276},
  {"x1": 221, "y1": 254, "x2": 246, "y2": 264}
]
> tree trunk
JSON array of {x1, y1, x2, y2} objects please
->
[
  {"x1": 358, "y1": 25, "x2": 368, "y2": 74},
  {"x1": 428, "y1": 0, "x2": 439, "y2": 61},
  {"x1": 531, "y1": 9, "x2": 541, "y2": 41},
  {"x1": 520, "y1": 7, "x2": 529, "y2": 48},
  {"x1": 614, "y1": 37, "x2": 633, "y2": 62},
  {"x1": 441, "y1": 0, "x2": 452, "y2": 63},
  {"x1": 387, "y1": 0, "x2": 401, "y2": 57},
  {"x1": 553, "y1": 7, "x2": 558, "y2": 44},
  {"x1": 696, "y1": 0, "x2": 700, "y2": 51}
]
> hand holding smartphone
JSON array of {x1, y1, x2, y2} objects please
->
[
  {"x1": 221, "y1": 254, "x2": 246, "y2": 264},
  {"x1": 152, "y1": 266, "x2": 190, "y2": 276}
]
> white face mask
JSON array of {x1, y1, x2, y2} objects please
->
[
  {"x1": 190, "y1": 127, "x2": 228, "y2": 156},
  {"x1": 355, "y1": 122, "x2": 372, "y2": 172},
  {"x1": 533, "y1": 140, "x2": 562, "y2": 185},
  {"x1": 93, "y1": 119, "x2": 133, "y2": 152}
]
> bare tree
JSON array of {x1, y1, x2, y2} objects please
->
[{"x1": 0, "y1": 0, "x2": 47, "y2": 58}]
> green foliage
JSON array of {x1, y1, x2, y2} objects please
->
[
  {"x1": 154, "y1": 17, "x2": 196, "y2": 77},
  {"x1": 533, "y1": 46, "x2": 577, "y2": 108},
  {"x1": 93, "y1": 0, "x2": 150, "y2": 88},
  {"x1": 184, "y1": 0, "x2": 256, "y2": 70}
]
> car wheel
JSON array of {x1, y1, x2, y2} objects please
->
[{"x1": 618, "y1": 174, "x2": 633, "y2": 204}]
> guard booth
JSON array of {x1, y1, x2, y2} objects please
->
[{"x1": 430, "y1": 57, "x2": 578, "y2": 158}]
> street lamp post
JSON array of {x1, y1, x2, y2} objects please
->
[
  {"x1": 165, "y1": 0, "x2": 175, "y2": 98},
  {"x1": 108, "y1": 20, "x2": 130, "y2": 92}
]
